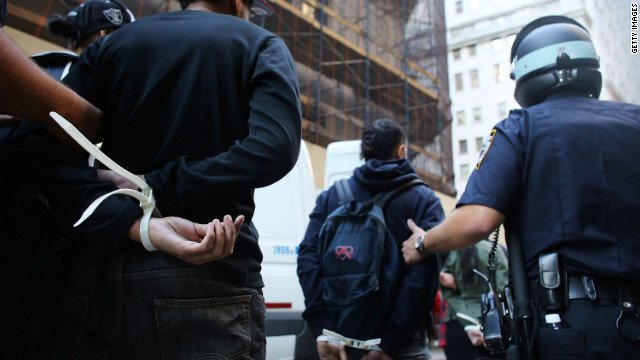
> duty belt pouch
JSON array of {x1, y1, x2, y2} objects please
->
[{"x1": 537, "y1": 253, "x2": 568, "y2": 311}]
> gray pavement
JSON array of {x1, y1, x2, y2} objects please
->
[{"x1": 431, "y1": 345, "x2": 446, "y2": 360}]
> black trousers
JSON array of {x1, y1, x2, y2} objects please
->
[{"x1": 537, "y1": 299, "x2": 640, "y2": 360}]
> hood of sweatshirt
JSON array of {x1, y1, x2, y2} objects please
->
[{"x1": 352, "y1": 158, "x2": 418, "y2": 193}]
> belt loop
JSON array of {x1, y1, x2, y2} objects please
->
[
  {"x1": 616, "y1": 283, "x2": 640, "y2": 342},
  {"x1": 582, "y1": 275, "x2": 597, "y2": 301}
]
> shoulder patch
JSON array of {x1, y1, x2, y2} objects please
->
[{"x1": 475, "y1": 129, "x2": 496, "y2": 170}]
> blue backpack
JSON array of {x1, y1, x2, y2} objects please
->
[{"x1": 317, "y1": 178, "x2": 425, "y2": 341}]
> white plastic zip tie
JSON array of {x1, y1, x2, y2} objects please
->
[
  {"x1": 49, "y1": 111, "x2": 161, "y2": 251},
  {"x1": 456, "y1": 312, "x2": 481, "y2": 326},
  {"x1": 317, "y1": 329, "x2": 382, "y2": 351}
]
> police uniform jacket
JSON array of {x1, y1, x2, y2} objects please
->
[{"x1": 459, "y1": 93, "x2": 640, "y2": 281}]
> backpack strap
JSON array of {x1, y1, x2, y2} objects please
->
[
  {"x1": 335, "y1": 178, "x2": 355, "y2": 206},
  {"x1": 373, "y1": 178, "x2": 426, "y2": 208}
]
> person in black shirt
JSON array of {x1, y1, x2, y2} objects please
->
[{"x1": 34, "y1": 0, "x2": 301, "y2": 358}]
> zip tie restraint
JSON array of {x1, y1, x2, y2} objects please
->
[
  {"x1": 49, "y1": 111, "x2": 161, "y2": 251},
  {"x1": 316, "y1": 329, "x2": 382, "y2": 351}
]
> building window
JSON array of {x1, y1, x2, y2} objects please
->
[
  {"x1": 494, "y1": 62, "x2": 509, "y2": 83},
  {"x1": 498, "y1": 102, "x2": 507, "y2": 118},
  {"x1": 468, "y1": 44, "x2": 476, "y2": 57},
  {"x1": 459, "y1": 139, "x2": 468, "y2": 154},
  {"x1": 453, "y1": 48, "x2": 461, "y2": 61},
  {"x1": 473, "y1": 107, "x2": 482, "y2": 122},
  {"x1": 460, "y1": 164, "x2": 470, "y2": 181},
  {"x1": 455, "y1": 73, "x2": 463, "y2": 91},
  {"x1": 455, "y1": 0, "x2": 463, "y2": 13},
  {"x1": 470, "y1": 69, "x2": 479, "y2": 88},
  {"x1": 457, "y1": 110, "x2": 466, "y2": 125},
  {"x1": 491, "y1": 37, "x2": 504, "y2": 52},
  {"x1": 475, "y1": 136, "x2": 484, "y2": 152}
]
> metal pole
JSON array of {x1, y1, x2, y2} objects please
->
[
  {"x1": 315, "y1": 0, "x2": 326, "y2": 144},
  {"x1": 365, "y1": 0, "x2": 371, "y2": 127},
  {"x1": 401, "y1": 0, "x2": 410, "y2": 154}
]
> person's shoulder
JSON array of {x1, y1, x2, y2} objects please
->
[
  {"x1": 407, "y1": 180, "x2": 437, "y2": 199},
  {"x1": 594, "y1": 98, "x2": 640, "y2": 112}
]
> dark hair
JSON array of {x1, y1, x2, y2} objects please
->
[
  {"x1": 457, "y1": 245, "x2": 480, "y2": 292},
  {"x1": 360, "y1": 119, "x2": 406, "y2": 161}
]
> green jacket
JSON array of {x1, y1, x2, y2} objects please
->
[{"x1": 440, "y1": 240, "x2": 509, "y2": 327}]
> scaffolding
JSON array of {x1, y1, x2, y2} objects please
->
[
  {"x1": 7, "y1": 0, "x2": 454, "y2": 195},
  {"x1": 262, "y1": 0, "x2": 453, "y2": 195}
]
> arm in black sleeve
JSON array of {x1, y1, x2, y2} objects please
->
[
  {"x1": 4, "y1": 121, "x2": 141, "y2": 254},
  {"x1": 381, "y1": 191, "x2": 446, "y2": 356},
  {"x1": 145, "y1": 38, "x2": 302, "y2": 210},
  {"x1": 297, "y1": 189, "x2": 336, "y2": 338}
]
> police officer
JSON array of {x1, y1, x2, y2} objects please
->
[{"x1": 402, "y1": 15, "x2": 640, "y2": 359}]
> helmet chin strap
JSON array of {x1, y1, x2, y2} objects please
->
[{"x1": 555, "y1": 53, "x2": 572, "y2": 84}]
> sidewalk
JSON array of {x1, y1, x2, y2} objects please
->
[{"x1": 431, "y1": 346, "x2": 446, "y2": 360}]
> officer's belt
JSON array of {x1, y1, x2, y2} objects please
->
[{"x1": 530, "y1": 274, "x2": 640, "y2": 302}]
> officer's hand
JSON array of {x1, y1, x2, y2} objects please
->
[
  {"x1": 141, "y1": 214, "x2": 244, "y2": 265},
  {"x1": 401, "y1": 219, "x2": 427, "y2": 265},
  {"x1": 317, "y1": 341, "x2": 350, "y2": 360}
]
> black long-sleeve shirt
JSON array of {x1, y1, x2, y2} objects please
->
[{"x1": 28, "y1": 10, "x2": 301, "y2": 287}]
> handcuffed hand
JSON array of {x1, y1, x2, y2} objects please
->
[
  {"x1": 145, "y1": 214, "x2": 244, "y2": 265},
  {"x1": 317, "y1": 340, "x2": 350, "y2": 360}
]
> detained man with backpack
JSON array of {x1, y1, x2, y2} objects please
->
[{"x1": 297, "y1": 119, "x2": 446, "y2": 360}]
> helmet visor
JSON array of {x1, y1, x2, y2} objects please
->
[{"x1": 512, "y1": 40, "x2": 598, "y2": 82}]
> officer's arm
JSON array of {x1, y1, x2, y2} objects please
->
[
  {"x1": 402, "y1": 204, "x2": 505, "y2": 265},
  {"x1": 0, "y1": 30, "x2": 103, "y2": 143}
]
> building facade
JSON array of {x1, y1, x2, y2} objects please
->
[{"x1": 446, "y1": 0, "x2": 639, "y2": 197}]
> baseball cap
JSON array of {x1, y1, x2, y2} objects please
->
[{"x1": 63, "y1": 0, "x2": 133, "y2": 39}]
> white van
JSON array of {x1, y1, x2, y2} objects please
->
[
  {"x1": 323, "y1": 140, "x2": 363, "y2": 190},
  {"x1": 253, "y1": 140, "x2": 318, "y2": 360},
  {"x1": 254, "y1": 140, "x2": 365, "y2": 359}
]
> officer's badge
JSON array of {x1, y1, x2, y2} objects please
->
[
  {"x1": 103, "y1": 9, "x2": 123, "y2": 26},
  {"x1": 475, "y1": 129, "x2": 496, "y2": 170}
]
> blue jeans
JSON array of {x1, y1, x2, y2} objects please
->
[{"x1": 54, "y1": 256, "x2": 266, "y2": 360}]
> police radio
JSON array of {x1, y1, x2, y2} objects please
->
[
  {"x1": 474, "y1": 229, "x2": 515, "y2": 358},
  {"x1": 474, "y1": 268, "x2": 514, "y2": 357}
]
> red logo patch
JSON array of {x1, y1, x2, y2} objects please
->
[{"x1": 334, "y1": 245, "x2": 354, "y2": 261}]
